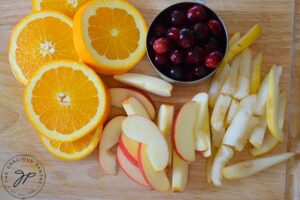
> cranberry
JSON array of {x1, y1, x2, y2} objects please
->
[
  {"x1": 194, "y1": 23, "x2": 209, "y2": 41},
  {"x1": 170, "y1": 50, "x2": 183, "y2": 65},
  {"x1": 154, "y1": 54, "x2": 168, "y2": 66},
  {"x1": 185, "y1": 47, "x2": 205, "y2": 64},
  {"x1": 149, "y1": 37, "x2": 157, "y2": 47},
  {"x1": 167, "y1": 27, "x2": 180, "y2": 42},
  {"x1": 153, "y1": 38, "x2": 171, "y2": 54},
  {"x1": 184, "y1": 71, "x2": 195, "y2": 81},
  {"x1": 187, "y1": 5, "x2": 206, "y2": 23},
  {"x1": 153, "y1": 24, "x2": 166, "y2": 37},
  {"x1": 193, "y1": 65, "x2": 210, "y2": 78},
  {"x1": 178, "y1": 28, "x2": 195, "y2": 49},
  {"x1": 204, "y1": 38, "x2": 220, "y2": 53},
  {"x1": 208, "y1": 19, "x2": 223, "y2": 36},
  {"x1": 168, "y1": 65, "x2": 183, "y2": 80},
  {"x1": 205, "y1": 51, "x2": 223, "y2": 68},
  {"x1": 170, "y1": 10, "x2": 186, "y2": 26}
]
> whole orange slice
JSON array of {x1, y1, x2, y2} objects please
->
[
  {"x1": 9, "y1": 11, "x2": 78, "y2": 85},
  {"x1": 73, "y1": 0, "x2": 147, "y2": 75},
  {"x1": 24, "y1": 60, "x2": 110, "y2": 142},
  {"x1": 32, "y1": 0, "x2": 92, "y2": 18},
  {"x1": 40, "y1": 124, "x2": 102, "y2": 160}
]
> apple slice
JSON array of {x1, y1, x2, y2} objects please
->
[
  {"x1": 122, "y1": 115, "x2": 169, "y2": 171},
  {"x1": 172, "y1": 150, "x2": 189, "y2": 192},
  {"x1": 173, "y1": 101, "x2": 198, "y2": 162},
  {"x1": 157, "y1": 104, "x2": 175, "y2": 166},
  {"x1": 192, "y1": 93, "x2": 211, "y2": 156},
  {"x1": 225, "y1": 99, "x2": 240, "y2": 127},
  {"x1": 228, "y1": 32, "x2": 241, "y2": 47},
  {"x1": 211, "y1": 145, "x2": 234, "y2": 186},
  {"x1": 208, "y1": 63, "x2": 231, "y2": 107},
  {"x1": 119, "y1": 134, "x2": 139, "y2": 166},
  {"x1": 122, "y1": 97, "x2": 150, "y2": 119},
  {"x1": 211, "y1": 94, "x2": 232, "y2": 132},
  {"x1": 233, "y1": 48, "x2": 252, "y2": 100},
  {"x1": 249, "y1": 118, "x2": 267, "y2": 149},
  {"x1": 223, "y1": 153, "x2": 294, "y2": 179},
  {"x1": 109, "y1": 87, "x2": 155, "y2": 120},
  {"x1": 221, "y1": 55, "x2": 240, "y2": 96},
  {"x1": 116, "y1": 146, "x2": 149, "y2": 188},
  {"x1": 266, "y1": 65, "x2": 284, "y2": 142},
  {"x1": 138, "y1": 144, "x2": 170, "y2": 192},
  {"x1": 99, "y1": 116, "x2": 125, "y2": 175},
  {"x1": 250, "y1": 52, "x2": 262, "y2": 94},
  {"x1": 212, "y1": 126, "x2": 225, "y2": 148},
  {"x1": 113, "y1": 73, "x2": 173, "y2": 97}
]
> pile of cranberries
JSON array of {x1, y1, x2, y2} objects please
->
[{"x1": 147, "y1": 3, "x2": 227, "y2": 82}]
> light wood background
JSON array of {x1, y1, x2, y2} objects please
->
[{"x1": 0, "y1": 0, "x2": 299, "y2": 199}]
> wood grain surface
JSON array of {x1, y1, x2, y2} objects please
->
[{"x1": 0, "y1": 0, "x2": 299, "y2": 200}]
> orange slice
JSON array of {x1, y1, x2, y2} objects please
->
[
  {"x1": 40, "y1": 124, "x2": 102, "y2": 160},
  {"x1": 9, "y1": 11, "x2": 78, "y2": 85},
  {"x1": 73, "y1": 0, "x2": 147, "y2": 75},
  {"x1": 32, "y1": 0, "x2": 92, "y2": 18},
  {"x1": 24, "y1": 60, "x2": 110, "y2": 142}
]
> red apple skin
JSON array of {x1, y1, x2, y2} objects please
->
[
  {"x1": 116, "y1": 146, "x2": 150, "y2": 188},
  {"x1": 118, "y1": 135, "x2": 139, "y2": 167},
  {"x1": 137, "y1": 144, "x2": 154, "y2": 189}
]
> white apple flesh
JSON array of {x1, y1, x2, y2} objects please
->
[
  {"x1": 122, "y1": 97, "x2": 150, "y2": 119},
  {"x1": 172, "y1": 151, "x2": 189, "y2": 192}
]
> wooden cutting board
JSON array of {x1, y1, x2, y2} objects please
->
[{"x1": 0, "y1": 0, "x2": 299, "y2": 199}]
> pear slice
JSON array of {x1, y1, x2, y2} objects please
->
[
  {"x1": 234, "y1": 49, "x2": 252, "y2": 99},
  {"x1": 266, "y1": 65, "x2": 284, "y2": 142},
  {"x1": 212, "y1": 126, "x2": 226, "y2": 147},
  {"x1": 228, "y1": 32, "x2": 241, "y2": 47},
  {"x1": 250, "y1": 52, "x2": 263, "y2": 94},
  {"x1": 225, "y1": 99, "x2": 240, "y2": 127},
  {"x1": 211, "y1": 94, "x2": 232, "y2": 132},
  {"x1": 208, "y1": 64, "x2": 231, "y2": 107},
  {"x1": 223, "y1": 153, "x2": 294, "y2": 179},
  {"x1": 249, "y1": 118, "x2": 267, "y2": 149},
  {"x1": 211, "y1": 145, "x2": 234, "y2": 186},
  {"x1": 221, "y1": 55, "x2": 240, "y2": 96},
  {"x1": 206, "y1": 145, "x2": 216, "y2": 184}
]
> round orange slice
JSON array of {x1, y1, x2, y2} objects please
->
[
  {"x1": 40, "y1": 124, "x2": 102, "y2": 160},
  {"x1": 73, "y1": 0, "x2": 147, "y2": 75},
  {"x1": 24, "y1": 60, "x2": 110, "y2": 142},
  {"x1": 9, "y1": 11, "x2": 79, "y2": 85},
  {"x1": 32, "y1": 0, "x2": 92, "y2": 18}
]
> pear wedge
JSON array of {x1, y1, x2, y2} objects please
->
[{"x1": 250, "y1": 52, "x2": 262, "y2": 94}]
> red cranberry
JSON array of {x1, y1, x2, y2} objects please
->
[
  {"x1": 168, "y1": 65, "x2": 184, "y2": 80},
  {"x1": 170, "y1": 50, "x2": 183, "y2": 65},
  {"x1": 149, "y1": 37, "x2": 157, "y2": 47},
  {"x1": 153, "y1": 24, "x2": 166, "y2": 37},
  {"x1": 184, "y1": 71, "x2": 195, "y2": 81},
  {"x1": 178, "y1": 28, "x2": 195, "y2": 49},
  {"x1": 154, "y1": 54, "x2": 168, "y2": 66},
  {"x1": 193, "y1": 65, "x2": 210, "y2": 78},
  {"x1": 167, "y1": 27, "x2": 180, "y2": 42},
  {"x1": 187, "y1": 5, "x2": 206, "y2": 23},
  {"x1": 204, "y1": 38, "x2": 220, "y2": 53},
  {"x1": 153, "y1": 38, "x2": 170, "y2": 54},
  {"x1": 205, "y1": 51, "x2": 223, "y2": 68},
  {"x1": 208, "y1": 19, "x2": 223, "y2": 36},
  {"x1": 170, "y1": 10, "x2": 186, "y2": 26},
  {"x1": 194, "y1": 23, "x2": 209, "y2": 41},
  {"x1": 185, "y1": 47, "x2": 205, "y2": 64}
]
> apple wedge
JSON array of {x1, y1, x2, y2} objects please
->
[
  {"x1": 211, "y1": 94, "x2": 232, "y2": 132},
  {"x1": 172, "y1": 151, "x2": 189, "y2": 192},
  {"x1": 157, "y1": 104, "x2": 175, "y2": 166},
  {"x1": 192, "y1": 93, "x2": 211, "y2": 155},
  {"x1": 173, "y1": 101, "x2": 198, "y2": 162},
  {"x1": 113, "y1": 73, "x2": 173, "y2": 97},
  {"x1": 211, "y1": 145, "x2": 234, "y2": 186},
  {"x1": 110, "y1": 88, "x2": 155, "y2": 120},
  {"x1": 99, "y1": 116, "x2": 125, "y2": 175},
  {"x1": 228, "y1": 32, "x2": 241, "y2": 47},
  {"x1": 119, "y1": 134, "x2": 139, "y2": 166},
  {"x1": 225, "y1": 99, "x2": 240, "y2": 127},
  {"x1": 208, "y1": 63, "x2": 231, "y2": 107},
  {"x1": 234, "y1": 48, "x2": 252, "y2": 100},
  {"x1": 266, "y1": 65, "x2": 284, "y2": 142},
  {"x1": 122, "y1": 97, "x2": 150, "y2": 119},
  {"x1": 221, "y1": 55, "x2": 240, "y2": 96},
  {"x1": 138, "y1": 144, "x2": 170, "y2": 192},
  {"x1": 250, "y1": 52, "x2": 262, "y2": 94},
  {"x1": 249, "y1": 118, "x2": 267, "y2": 149},
  {"x1": 122, "y1": 115, "x2": 169, "y2": 171},
  {"x1": 223, "y1": 153, "x2": 294, "y2": 179},
  {"x1": 116, "y1": 146, "x2": 149, "y2": 188}
]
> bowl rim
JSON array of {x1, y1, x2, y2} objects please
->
[{"x1": 146, "y1": 1, "x2": 228, "y2": 85}]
